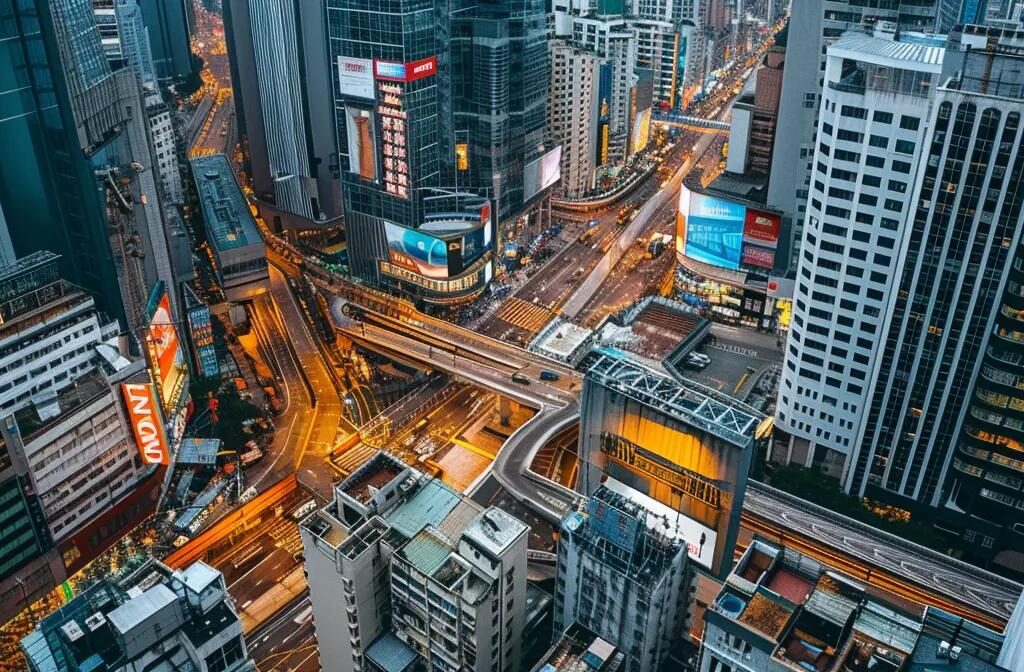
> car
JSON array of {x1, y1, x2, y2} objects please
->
[
  {"x1": 539, "y1": 370, "x2": 560, "y2": 381},
  {"x1": 511, "y1": 372, "x2": 530, "y2": 385}
]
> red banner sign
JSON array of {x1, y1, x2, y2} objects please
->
[{"x1": 122, "y1": 383, "x2": 170, "y2": 465}]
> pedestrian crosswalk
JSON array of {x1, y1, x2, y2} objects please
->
[{"x1": 495, "y1": 297, "x2": 555, "y2": 334}]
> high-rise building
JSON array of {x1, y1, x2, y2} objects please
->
[
  {"x1": 549, "y1": 41, "x2": 601, "y2": 197},
  {"x1": 146, "y1": 89, "x2": 185, "y2": 206},
  {"x1": 767, "y1": 0, "x2": 941, "y2": 270},
  {"x1": 554, "y1": 481, "x2": 695, "y2": 672},
  {"x1": 222, "y1": 0, "x2": 341, "y2": 233},
  {"x1": 137, "y1": 0, "x2": 194, "y2": 82},
  {"x1": 299, "y1": 452, "x2": 529, "y2": 672},
  {"x1": 21, "y1": 560, "x2": 255, "y2": 672},
  {"x1": 92, "y1": 0, "x2": 157, "y2": 87},
  {"x1": 773, "y1": 30, "x2": 944, "y2": 480},
  {"x1": 329, "y1": 0, "x2": 554, "y2": 305},
  {"x1": 577, "y1": 349, "x2": 758, "y2": 578},
  {"x1": 849, "y1": 25, "x2": 1024, "y2": 562}
]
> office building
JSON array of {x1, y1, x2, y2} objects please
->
[
  {"x1": 329, "y1": 0, "x2": 554, "y2": 305},
  {"x1": 549, "y1": 41, "x2": 601, "y2": 197},
  {"x1": 137, "y1": 0, "x2": 194, "y2": 82},
  {"x1": 21, "y1": 560, "x2": 255, "y2": 672},
  {"x1": 767, "y1": 0, "x2": 942, "y2": 269},
  {"x1": 300, "y1": 452, "x2": 529, "y2": 672},
  {"x1": 449, "y1": 0, "x2": 552, "y2": 224},
  {"x1": 189, "y1": 154, "x2": 268, "y2": 299},
  {"x1": 554, "y1": 481, "x2": 696, "y2": 672},
  {"x1": 92, "y1": 0, "x2": 157, "y2": 87},
  {"x1": 630, "y1": 18, "x2": 683, "y2": 108},
  {"x1": 146, "y1": 89, "x2": 185, "y2": 206},
  {"x1": 577, "y1": 348, "x2": 760, "y2": 578},
  {"x1": 222, "y1": 0, "x2": 341, "y2": 233},
  {"x1": 631, "y1": 0, "x2": 704, "y2": 99},
  {"x1": 849, "y1": 25, "x2": 1024, "y2": 565},
  {"x1": 773, "y1": 31, "x2": 944, "y2": 480},
  {"x1": 726, "y1": 28, "x2": 786, "y2": 176}
]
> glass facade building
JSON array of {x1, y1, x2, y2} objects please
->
[
  {"x1": 0, "y1": 0, "x2": 124, "y2": 322},
  {"x1": 852, "y1": 26, "x2": 1024, "y2": 565}
]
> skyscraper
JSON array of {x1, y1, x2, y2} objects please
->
[
  {"x1": 223, "y1": 0, "x2": 341, "y2": 232},
  {"x1": 549, "y1": 41, "x2": 601, "y2": 197},
  {"x1": 774, "y1": 30, "x2": 944, "y2": 480},
  {"x1": 767, "y1": 0, "x2": 941, "y2": 270},
  {"x1": 137, "y1": 0, "x2": 194, "y2": 82},
  {"x1": 851, "y1": 25, "x2": 1024, "y2": 562},
  {"x1": 328, "y1": 0, "x2": 556, "y2": 306}
]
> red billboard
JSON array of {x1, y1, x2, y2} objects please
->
[
  {"x1": 742, "y1": 208, "x2": 781, "y2": 248},
  {"x1": 742, "y1": 245, "x2": 775, "y2": 269},
  {"x1": 122, "y1": 382, "x2": 170, "y2": 465},
  {"x1": 146, "y1": 286, "x2": 185, "y2": 410},
  {"x1": 373, "y1": 56, "x2": 437, "y2": 82}
]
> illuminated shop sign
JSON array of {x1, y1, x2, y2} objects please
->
[
  {"x1": 377, "y1": 81, "x2": 410, "y2": 199},
  {"x1": 373, "y1": 56, "x2": 437, "y2": 83},
  {"x1": 122, "y1": 383, "x2": 170, "y2": 465}
]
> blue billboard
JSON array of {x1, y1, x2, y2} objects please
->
[
  {"x1": 682, "y1": 191, "x2": 745, "y2": 270},
  {"x1": 384, "y1": 222, "x2": 449, "y2": 279}
]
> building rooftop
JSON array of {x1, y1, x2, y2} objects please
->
[
  {"x1": 177, "y1": 438, "x2": 221, "y2": 466},
  {"x1": 530, "y1": 318, "x2": 595, "y2": 365},
  {"x1": 400, "y1": 528, "x2": 454, "y2": 576},
  {"x1": 339, "y1": 452, "x2": 408, "y2": 504},
  {"x1": 531, "y1": 622, "x2": 625, "y2": 672},
  {"x1": 462, "y1": 507, "x2": 528, "y2": 557},
  {"x1": 581, "y1": 347, "x2": 762, "y2": 449},
  {"x1": 830, "y1": 31, "x2": 945, "y2": 67},
  {"x1": 599, "y1": 296, "x2": 711, "y2": 367},
  {"x1": 384, "y1": 479, "x2": 462, "y2": 540},
  {"x1": 0, "y1": 250, "x2": 61, "y2": 292},
  {"x1": 189, "y1": 154, "x2": 263, "y2": 254},
  {"x1": 366, "y1": 631, "x2": 418, "y2": 672}
]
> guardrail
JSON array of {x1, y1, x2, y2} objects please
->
[{"x1": 551, "y1": 162, "x2": 657, "y2": 211}]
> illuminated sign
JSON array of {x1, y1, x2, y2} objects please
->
[
  {"x1": 456, "y1": 143, "x2": 469, "y2": 171},
  {"x1": 337, "y1": 56, "x2": 374, "y2": 99},
  {"x1": 377, "y1": 81, "x2": 410, "y2": 198},
  {"x1": 146, "y1": 285, "x2": 186, "y2": 411},
  {"x1": 679, "y1": 188, "x2": 781, "y2": 271},
  {"x1": 743, "y1": 209, "x2": 781, "y2": 247},
  {"x1": 523, "y1": 146, "x2": 562, "y2": 202},
  {"x1": 186, "y1": 303, "x2": 219, "y2": 379},
  {"x1": 122, "y1": 383, "x2": 170, "y2": 465},
  {"x1": 374, "y1": 56, "x2": 437, "y2": 83},
  {"x1": 384, "y1": 222, "x2": 448, "y2": 278}
]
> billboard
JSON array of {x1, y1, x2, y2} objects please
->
[
  {"x1": 146, "y1": 285, "x2": 186, "y2": 410},
  {"x1": 122, "y1": 383, "x2": 170, "y2": 465},
  {"x1": 186, "y1": 303, "x2": 218, "y2": 379},
  {"x1": 523, "y1": 146, "x2": 562, "y2": 202},
  {"x1": 384, "y1": 222, "x2": 449, "y2": 279},
  {"x1": 337, "y1": 56, "x2": 374, "y2": 99},
  {"x1": 344, "y1": 106, "x2": 377, "y2": 180},
  {"x1": 743, "y1": 208, "x2": 781, "y2": 248},
  {"x1": 679, "y1": 189, "x2": 745, "y2": 270},
  {"x1": 374, "y1": 56, "x2": 437, "y2": 82}
]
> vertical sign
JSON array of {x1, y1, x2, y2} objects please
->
[
  {"x1": 122, "y1": 382, "x2": 170, "y2": 465},
  {"x1": 378, "y1": 81, "x2": 410, "y2": 199}
]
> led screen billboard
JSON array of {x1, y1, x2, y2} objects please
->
[
  {"x1": 523, "y1": 146, "x2": 562, "y2": 202},
  {"x1": 679, "y1": 189, "x2": 745, "y2": 270},
  {"x1": 384, "y1": 222, "x2": 449, "y2": 279},
  {"x1": 146, "y1": 285, "x2": 186, "y2": 411},
  {"x1": 337, "y1": 56, "x2": 374, "y2": 99},
  {"x1": 344, "y1": 106, "x2": 377, "y2": 180},
  {"x1": 678, "y1": 188, "x2": 781, "y2": 271}
]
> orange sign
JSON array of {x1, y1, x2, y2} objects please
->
[{"x1": 122, "y1": 383, "x2": 170, "y2": 464}]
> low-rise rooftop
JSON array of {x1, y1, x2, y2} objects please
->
[
  {"x1": 189, "y1": 154, "x2": 262, "y2": 254},
  {"x1": 532, "y1": 622, "x2": 625, "y2": 672}
]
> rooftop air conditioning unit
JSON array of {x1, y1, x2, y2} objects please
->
[
  {"x1": 937, "y1": 641, "x2": 950, "y2": 658},
  {"x1": 950, "y1": 646, "x2": 962, "y2": 661}
]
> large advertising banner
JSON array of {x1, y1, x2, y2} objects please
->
[
  {"x1": 743, "y1": 208, "x2": 781, "y2": 247},
  {"x1": 681, "y1": 189, "x2": 745, "y2": 270},
  {"x1": 523, "y1": 146, "x2": 562, "y2": 202},
  {"x1": 146, "y1": 286, "x2": 185, "y2": 410},
  {"x1": 122, "y1": 383, "x2": 170, "y2": 465},
  {"x1": 337, "y1": 56, "x2": 374, "y2": 99},
  {"x1": 374, "y1": 56, "x2": 437, "y2": 83},
  {"x1": 344, "y1": 107, "x2": 377, "y2": 180},
  {"x1": 384, "y1": 222, "x2": 449, "y2": 279}
]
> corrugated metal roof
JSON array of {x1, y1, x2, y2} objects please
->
[
  {"x1": 436, "y1": 499, "x2": 482, "y2": 541},
  {"x1": 366, "y1": 631, "x2": 419, "y2": 672},
  {"x1": 400, "y1": 529, "x2": 452, "y2": 575},
  {"x1": 385, "y1": 480, "x2": 461, "y2": 539},
  {"x1": 831, "y1": 32, "x2": 945, "y2": 66}
]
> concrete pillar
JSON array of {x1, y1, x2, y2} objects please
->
[{"x1": 499, "y1": 396, "x2": 512, "y2": 427}]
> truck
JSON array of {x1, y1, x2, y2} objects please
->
[{"x1": 539, "y1": 370, "x2": 560, "y2": 382}]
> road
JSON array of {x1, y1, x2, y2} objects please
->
[{"x1": 247, "y1": 594, "x2": 318, "y2": 672}]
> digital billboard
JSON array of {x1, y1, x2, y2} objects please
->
[
  {"x1": 384, "y1": 222, "x2": 449, "y2": 279},
  {"x1": 145, "y1": 285, "x2": 186, "y2": 411},
  {"x1": 337, "y1": 56, "x2": 374, "y2": 99},
  {"x1": 678, "y1": 188, "x2": 781, "y2": 271},
  {"x1": 374, "y1": 56, "x2": 437, "y2": 82},
  {"x1": 344, "y1": 106, "x2": 377, "y2": 180},
  {"x1": 122, "y1": 383, "x2": 170, "y2": 465},
  {"x1": 679, "y1": 189, "x2": 745, "y2": 270},
  {"x1": 523, "y1": 146, "x2": 562, "y2": 202},
  {"x1": 186, "y1": 302, "x2": 218, "y2": 379}
]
